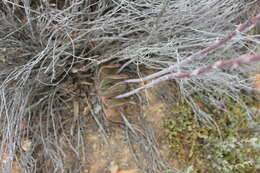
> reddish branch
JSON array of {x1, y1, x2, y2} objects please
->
[
  {"x1": 124, "y1": 14, "x2": 260, "y2": 84},
  {"x1": 116, "y1": 54, "x2": 260, "y2": 98},
  {"x1": 115, "y1": 14, "x2": 260, "y2": 99}
]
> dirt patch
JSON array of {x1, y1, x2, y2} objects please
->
[{"x1": 84, "y1": 126, "x2": 139, "y2": 173}]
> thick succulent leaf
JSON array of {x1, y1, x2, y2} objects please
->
[
  {"x1": 100, "y1": 83, "x2": 128, "y2": 98},
  {"x1": 104, "y1": 74, "x2": 129, "y2": 80},
  {"x1": 99, "y1": 78, "x2": 121, "y2": 92},
  {"x1": 98, "y1": 64, "x2": 121, "y2": 80},
  {"x1": 102, "y1": 97, "x2": 129, "y2": 108}
]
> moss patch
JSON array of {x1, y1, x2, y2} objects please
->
[{"x1": 163, "y1": 92, "x2": 260, "y2": 173}]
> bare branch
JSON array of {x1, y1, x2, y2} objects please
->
[
  {"x1": 116, "y1": 54, "x2": 260, "y2": 98},
  {"x1": 124, "y1": 13, "x2": 260, "y2": 84}
]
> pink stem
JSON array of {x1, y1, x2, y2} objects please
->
[
  {"x1": 124, "y1": 14, "x2": 260, "y2": 84},
  {"x1": 115, "y1": 54, "x2": 260, "y2": 98}
]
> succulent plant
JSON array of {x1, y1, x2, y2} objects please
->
[{"x1": 96, "y1": 64, "x2": 130, "y2": 123}]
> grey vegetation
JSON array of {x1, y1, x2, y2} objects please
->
[{"x1": 0, "y1": 0, "x2": 259, "y2": 172}]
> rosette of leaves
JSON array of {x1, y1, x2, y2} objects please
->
[{"x1": 96, "y1": 64, "x2": 130, "y2": 123}]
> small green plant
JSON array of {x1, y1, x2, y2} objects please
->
[
  {"x1": 205, "y1": 136, "x2": 260, "y2": 173},
  {"x1": 164, "y1": 91, "x2": 260, "y2": 172},
  {"x1": 96, "y1": 64, "x2": 130, "y2": 123}
]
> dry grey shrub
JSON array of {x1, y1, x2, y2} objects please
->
[{"x1": 0, "y1": 0, "x2": 259, "y2": 172}]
